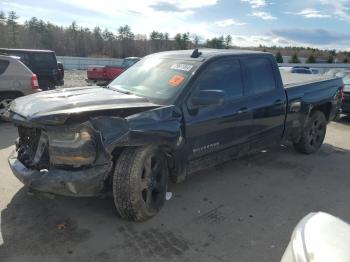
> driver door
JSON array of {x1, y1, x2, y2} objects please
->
[{"x1": 183, "y1": 57, "x2": 253, "y2": 165}]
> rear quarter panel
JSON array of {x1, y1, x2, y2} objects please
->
[
  {"x1": 284, "y1": 78, "x2": 342, "y2": 141},
  {"x1": 0, "y1": 58, "x2": 34, "y2": 96}
]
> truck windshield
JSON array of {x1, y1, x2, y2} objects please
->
[{"x1": 108, "y1": 57, "x2": 198, "y2": 104}]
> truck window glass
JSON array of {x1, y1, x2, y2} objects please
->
[
  {"x1": 0, "y1": 60, "x2": 10, "y2": 75},
  {"x1": 193, "y1": 59, "x2": 243, "y2": 99},
  {"x1": 244, "y1": 58, "x2": 276, "y2": 94},
  {"x1": 33, "y1": 53, "x2": 56, "y2": 66},
  {"x1": 11, "y1": 53, "x2": 30, "y2": 66}
]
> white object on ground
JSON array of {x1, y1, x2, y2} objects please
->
[
  {"x1": 166, "y1": 192, "x2": 172, "y2": 200},
  {"x1": 281, "y1": 212, "x2": 350, "y2": 262}
]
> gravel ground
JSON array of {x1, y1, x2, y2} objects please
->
[
  {"x1": 62, "y1": 70, "x2": 88, "y2": 88},
  {"x1": 1, "y1": 116, "x2": 350, "y2": 262}
]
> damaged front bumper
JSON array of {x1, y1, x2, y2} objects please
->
[{"x1": 8, "y1": 150, "x2": 112, "y2": 197}]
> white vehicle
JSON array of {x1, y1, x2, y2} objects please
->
[
  {"x1": 0, "y1": 55, "x2": 40, "y2": 116},
  {"x1": 282, "y1": 212, "x2": 350, "y2": 262}
]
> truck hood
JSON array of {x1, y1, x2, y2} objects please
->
[{"x1": 8, "y1": 86, "x2": 161, "y2": 125}]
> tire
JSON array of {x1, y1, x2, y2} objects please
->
[
  {"x1": 39, "y1": 81, "x2": 56, "y2": 91},
  {"x1": 293, "y1": 110, "x2": 327, "y2": 154},
  {"x1": 113, "y1": 146, "x2": 169, "y2": 221},
  {"x1": 0, "y1": 93, "x2": 19, "y2": 118}
]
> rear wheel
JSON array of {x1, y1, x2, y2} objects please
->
[
  {"x1": 293, "y1": 110, "x2": 327, "y2": 154},
  {"x1": 113, "y1": 146, "x2": 168, "y2": 221},
  {"x1": 0, "y1": 93, "x2": 19, "y2": 117}
]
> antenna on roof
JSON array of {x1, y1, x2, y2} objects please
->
[{"x1": 191, "y1": 48, "x2": 202, "y2": 58}]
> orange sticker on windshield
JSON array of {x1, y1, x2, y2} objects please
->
[{"x1": 169, "y1": 75, "x2": 185, "y2": 87}]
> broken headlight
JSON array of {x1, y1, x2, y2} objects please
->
[{"x1": 48, "y1": 128, "x2": 97, "y2": 167}]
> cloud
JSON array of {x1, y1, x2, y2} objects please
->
[
  {"x1": 174, "y1": 0, "x2": 218, "y2": 9},
  {"x1": 321, "y1": 0, "x2": 350, "y2": 22},
  {"x1": 149, "y1": 2, "x2": 183, "y2": 12},
  {"x1": 250, "y1": 11, "x2": 277, "y2": 20},
  {"x1": 296, "y1": 8, "x2": 331, "y2": 18},
  {"x1": 229, "y1": 34, "x2": 287, "y2": 47},
  {"x1": 58, "y1": 0, "x2": 218, "y2": 17},
  {"x1": 214, "y1": 19, "x2": 247, "y2": 27},
  {"x1": 240, "y1": 0, "x2": 266, "y2": 9},
  {"x1": 272, "y1": 28, "x2": 350, "y2": 45}
]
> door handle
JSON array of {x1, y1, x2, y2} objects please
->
[
  {"x1": 237, "y1": 107, "x2": 249, "y2": 114},
  {"x1": 274, "y1": 99, "x2": 284, "y2": 105}
]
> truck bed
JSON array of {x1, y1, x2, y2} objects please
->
[{"x1": 281, "y1": 71, "x2": 337, "y2": 89}]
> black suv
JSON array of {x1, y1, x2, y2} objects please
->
[{"x1": 0, "y1": 48, "x2": 64, "y2": 90}]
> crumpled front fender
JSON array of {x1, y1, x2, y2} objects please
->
[{"x1": 91, "y1": 105, "x2": 184, "y2": 153}]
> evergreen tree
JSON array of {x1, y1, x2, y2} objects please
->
[
  {"x1": 225, "y1": 35, "x2": 232, "y2": 49},
  {"x1": 275, "y1": 51, "x2": 284, "y2": 63},
  {"x1": 117, "y1": 25, "x2": 134, "y2": 40},
  {"x1": 174, "y1": 33, "x2": 189, "y2": 49},
  {"x1": 0, "y1": 10, "x2": 5, "y2": 24},
  {"x1": 327, "y1": 55, "x2": 334, "y2": 63},
  {"x1": 0, "y1": 10, "x2": 7, "y2": 47},
  {"x1": 289, "y1": 53, "x2": 300, "y2": 63},
  {"x1": 306, "y1": 53, "x2": 316, "y2": 63},
  {"x1": 7, "y1": 11, "x2": 19, "y2": 47}
]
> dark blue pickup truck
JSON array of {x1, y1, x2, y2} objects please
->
[{"x1": 5, "y1": 49, "x2": 344, "y2": 221}]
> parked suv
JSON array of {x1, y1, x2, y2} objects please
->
[
  {"x1": 0, "y1": 55, "x2": 40, "y2": 116},
  {"x1": 0, "y1": 48, "x2": 64, "y2": 90}
]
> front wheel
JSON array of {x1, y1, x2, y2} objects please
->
[
  {"x1": 293, "y1": 110, "x2": 327, "y2": 154},
  {"x1": 113, "y1": 146, "x2": 168, "y2": 221}
]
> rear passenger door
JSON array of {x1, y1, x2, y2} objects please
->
[
  {"x1": 184, "y1": 58, "x2": 252, "y2": 161},
  {"x1": 241, "y1": 57, "x2": 286, "y2": 149}
]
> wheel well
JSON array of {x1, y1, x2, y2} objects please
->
[
  {"x1": 0, "y1": 91, "x2": 24, "y2": 98},
  {"x1": 311, "y1": 103, "x2": 332, "y2": 121},
  {"x1": 111, "y1": 145, "x2": 176, "y2": 175}
]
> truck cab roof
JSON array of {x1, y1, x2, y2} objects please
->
[{"x1": 148, "y1": 49, "x2": 268, "y2": 61}]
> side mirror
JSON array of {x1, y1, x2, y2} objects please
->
[{"x1": 190, "y1": 90, "x2": 225, "y2": 108}]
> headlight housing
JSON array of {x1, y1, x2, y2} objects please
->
[{"x1": 48, "y1": 128, "x2": 97, "y2": 167}]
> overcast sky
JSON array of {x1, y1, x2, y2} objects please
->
[{"x1": 1, "y1": 0, "x2": 350, "y2": 50}]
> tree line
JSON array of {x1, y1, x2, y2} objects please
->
[
  {"x1": 0, "y1": 10, "x2": 234, "y2": 58},
  {"x1": 274, "y1": 51, "x2": 343, "y2": 64}
]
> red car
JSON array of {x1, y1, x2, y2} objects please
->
[{"x1": 86, "y1": 57, "x2": 140, "y2": 86}]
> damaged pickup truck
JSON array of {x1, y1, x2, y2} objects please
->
[{"x1": 4, "y1": 49, "x2": 344, "y2": 221}]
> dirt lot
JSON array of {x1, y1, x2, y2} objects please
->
[
  {"x1": 62, "y1": 70, "x2": 87, "y2": 88},
  {"x1": 0, "y1": 116, "x2": 349, "y2": 262}
]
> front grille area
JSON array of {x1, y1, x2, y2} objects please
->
[{"x1": 17, "y1": 126, "x2": 49, "y2": 169}]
